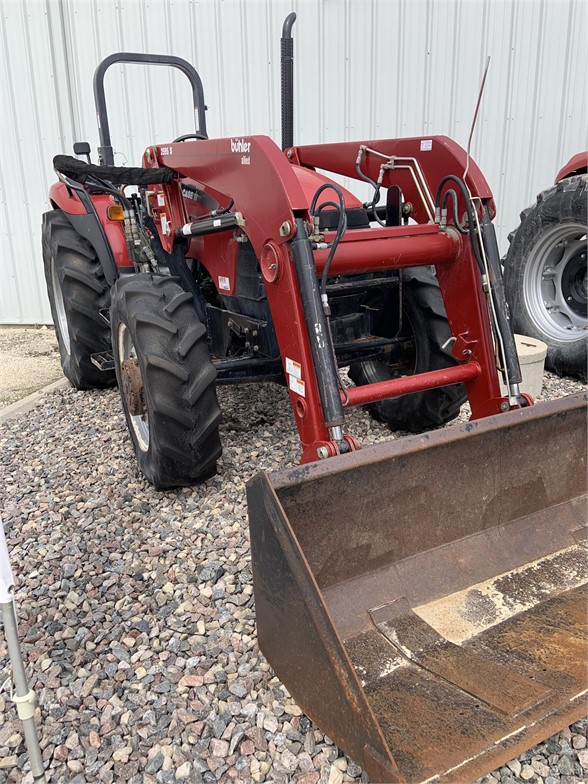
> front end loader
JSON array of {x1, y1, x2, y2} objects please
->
[{"x1": 41, "y1": 12, "x2": 587, "y2": 782}]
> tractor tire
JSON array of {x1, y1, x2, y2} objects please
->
[
  {"x1": 110, "y1": 274, "x2": 222, "y2": 489},
  {"x1": 503, "y1": 175, "x2": 587, "y2": 380},
  {"x1": 41, "y1": 209, "x2": 116, "y2": 388},
  {"x1": 349, "y1": 267, "x2": 466, "y2": 432}
]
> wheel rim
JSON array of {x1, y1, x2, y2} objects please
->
[
  {"x1": 51, "y1": 257, "x2": 71, "y2": 355},
  {"x1": 523, "y1": 222, "x2": 587, "y2": 342},
  {"x1": 118, "y1": 322, "x2": 150, "y2": 451}
]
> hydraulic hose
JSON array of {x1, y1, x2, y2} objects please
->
[
  {"x1": 441, "y1": 188, "x2": 469, "y2": 234},
  {"x1": 355, "y1": 154, "x2": 386, "y2": 226},
  {"x1": 309, "y1": 183, "x2": 348, "y2": 308},
  {"x1": 435, "y1": 174, "x2": 485, "y2": 273}
]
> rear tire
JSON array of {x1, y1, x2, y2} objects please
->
[
  {"x1": 110, "y1": 274, "x2": 222, "y2": 489},
  {"x1": 41, "y1": 209, "x2": 116, "y2": 388},
  {"x1": 503, "y1": 175, "x2": 587, "y2": 381},
  {"x1": 349, "y1": 268, "x2": 466, "y2": 432}
]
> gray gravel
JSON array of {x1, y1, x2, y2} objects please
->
[{"x1": 0, "y1": 371, "x2": 586, "y2": 784}]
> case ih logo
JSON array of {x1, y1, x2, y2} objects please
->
[{"x1": 231, "y1": 138, "x2": 251, "y2": 165}]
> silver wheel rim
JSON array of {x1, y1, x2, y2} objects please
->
[
  {"x1": 523, "y1": 222, "x2": 587, "y2": 342},
  {"x1": 118, "y1": 322, "x2": 150, "y2": 451},
  {"x1": 51, "y1": 257, "x2": 71, "y2": 355}
]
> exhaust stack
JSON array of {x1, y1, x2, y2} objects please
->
[{"x1": 281, "y1": 12, "x2": 296, "y2": 151}]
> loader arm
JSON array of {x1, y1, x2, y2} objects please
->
[{"x1": 149, "y1": 135, "x2": 515, "y2": 461}]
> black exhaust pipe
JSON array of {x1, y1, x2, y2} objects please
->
[{"x1": 281, "y1": 12, "x2": 296, "y2": 151}]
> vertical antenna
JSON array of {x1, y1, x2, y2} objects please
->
[
  {"x1": 464, "y1": 56, "x2": 491, "y2": 181},
  {"x1": 281, "y1": 12, "x2": 297, "y2": 151}
]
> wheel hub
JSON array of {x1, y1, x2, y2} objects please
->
[
  {"x1": 121, "y1": 358, "x2": 146, "y2": 417},
  {"x1": 117, "y1": 322, "x2": 150, "y2": 451},
  {"x1": 560, "y1": 250, "x2": 587, "y2": 318}
]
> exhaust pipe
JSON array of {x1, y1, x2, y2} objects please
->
[{"x1": 281, "y1": 12, "x2": 296, "y2": 151}]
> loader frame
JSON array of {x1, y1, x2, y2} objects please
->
[
  {"x1": 131, "y1": 133, "x2": 519, "y2": 461},
  {"x1": 49, "y1": 31, "x2": 527, "y2": 466}
]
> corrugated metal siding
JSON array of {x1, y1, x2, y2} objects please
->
[{"x1": 0, "y1": 0, "x2": 586, "y2": 323}]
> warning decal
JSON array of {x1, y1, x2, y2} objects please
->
[
  {"x1": 286, "y1": 357, "x2": 302, "y2": 380},
  {"x1": 289, "y1": 375, "x2": 305, "y2": 397},
  {"x1": 286, "y1": 357, "x2": 304, "y2": 396}
]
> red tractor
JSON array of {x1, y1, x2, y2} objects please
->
[
  {"x1": 42, "y1": 14, "x2": 528, "y2": 489},
  {"x1": 40, "y1": 16, "x2": 587, "y2": 783}
]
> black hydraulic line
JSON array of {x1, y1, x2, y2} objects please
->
[
  {"x1": 479, "y1": 206, "x2": 523, "y2": 386},
  {"x1": 212, "y1": 198, "x2": 235, "y2": 217},
  {"x1": 316, "y1": 201, "x2": 341, "y2": 214},
  {"x1": 291, "y1": 218, "x2": 345, "y2": 429},
  {"x1": 355, "y1": 152, "x2": 386, "y2": 226},
  {"x1": 310, "y1": 183, "x2": 348, "y2": 302},
  {"x1": 281, "y1": 13, "x2": 297, "y2": 150},
  {"x1": 441, "y1": 188, "x2": 468, "y2": 234},
  {"x1": 435, "y1": 174, "x2": 485, "y2": 273},
  {"x1": 93, "y1": 52, "x2": 208, "y2": 165}
]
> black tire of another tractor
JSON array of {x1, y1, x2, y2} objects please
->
[
  {"x1": 349, "y1": 268, "x2": 466, "y2": 432},
  {"x1": 41, "y1": 209, "x2": 116, "y2": 389},
  {"x1": 503, "y1": 175, "x2": 587, "y2": 381},
  {"x1": 110, "y1": 274, "x2": 222, "y2": 489}
]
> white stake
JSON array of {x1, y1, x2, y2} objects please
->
[{"x1": 0, "y1": 518, "x2": 46, "y2": 782}]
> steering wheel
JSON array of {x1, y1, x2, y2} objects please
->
[{"x1": 173, "y1": 133, "x2": 208, "y2": 142}]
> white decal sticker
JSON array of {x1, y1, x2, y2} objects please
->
[
  {"x1": 160, "y1": 146, "x2": 173, "y2": 156},
  {"x1": 230, "y1": 138, "x2": 251, "y2": 165},
  {"x1": 218, "y1": 276, "x2": 231, "y2": 291},
  {"x1": 160, "y1": 214, "x2": 169, "y2": 235},
  {"x1": 289, "y1": 375, "x2": 305, "y2": 397},
  {"x1": 285, "y1": 357, "x2": 302, "y2": 380},
  {"x1": 157, "y1": 193, "x2": 165, "y2": 207},
  {"x1": 420, "y1": 139, "x2": 433, "y2": 151},
  {"x1": 231, "y1": 138, "x2": 251, "y2": 154}
]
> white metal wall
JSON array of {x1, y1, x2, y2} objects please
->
[{"x1": 1, "y1": 0, "x2": 586, "y2": 324}]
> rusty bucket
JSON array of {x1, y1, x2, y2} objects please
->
[{"x1": 247, "y1": 393, "x2": 587, "y2": 783}]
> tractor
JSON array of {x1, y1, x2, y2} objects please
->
[{"x1": 41, "y1": 13, "x2": 587, "y2": 783}]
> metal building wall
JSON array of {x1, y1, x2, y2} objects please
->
[{"x1": 0, "y1": 0, "x2": 586, "y2": 324}]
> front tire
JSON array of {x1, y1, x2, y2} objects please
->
[
  {"x1": 503, "y1": 175, "x2": 587, "y2": 380},
  {"x1": 110, "y1": 274, "x2": 222, "y2": 489},
  {"x1": 349, "y1": 268, "x2": 466, "y2": 432},
  {"x1": 41, "y1": 209, "x2": 116, "y2": 388}
]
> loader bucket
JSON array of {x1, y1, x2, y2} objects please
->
[{"x1": 247, "y1": 393, "x2": 587, "y2": 783}]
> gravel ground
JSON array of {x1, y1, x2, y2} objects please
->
[
  {"x1": 0, "y1": 327, "x2": 62, "y2": 409},
  {"x1": 0, "y1": 371, "x2": 586, "y2": 784}
]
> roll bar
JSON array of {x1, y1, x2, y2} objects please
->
[{"x1": 93, "y1": 52, "x2": 207, "y2": 165}]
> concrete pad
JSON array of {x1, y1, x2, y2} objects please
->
[{"x1": 0, "y1": 326, "x2": 64, "y2": 409}]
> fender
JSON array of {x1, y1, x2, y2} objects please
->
[
  {"x1": 555, "y1": 152, "x2": 588, "y2": 184},
  {"x1": 49, "y1": 181, "x2": 131, "y2": 285}
]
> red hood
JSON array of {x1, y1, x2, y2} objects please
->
[{"x1": 555, "y1": 152, "x2": 588, "y2": 183}]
